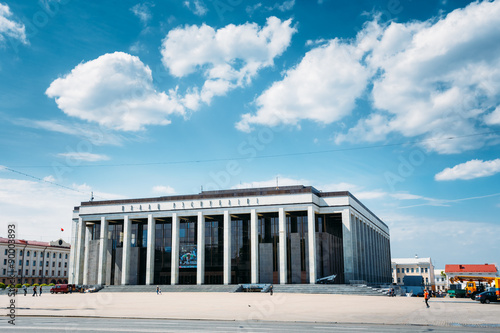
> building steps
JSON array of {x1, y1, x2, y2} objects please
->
[{"x1": 99, "y1": 284, "x2": 386, "y2": 295}]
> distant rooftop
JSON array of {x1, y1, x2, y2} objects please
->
[
  {"x1": 0, "y1": 237, "x2": 71, "y2": 248},
  {"x1": 445, "y1": 264, "x2": 498, "y2": 274},
  {"x1": 392, "y1": 257, "x2": 432, "y2": 265}
]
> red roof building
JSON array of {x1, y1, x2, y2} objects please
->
[{"x1": 445, "y1": 264, "x2": 499, "y2": 276}]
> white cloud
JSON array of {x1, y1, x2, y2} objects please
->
[
  {"x1": 232, "y1": 176, "x2": 309, "y2": 189},
  {"x1": 15, "y1": 118, "x2": 127, "y2": 146},
  {"x1": 152, "y1": 185, "x2": 176, "y2": 195},
  {"x1": 435, "y1": 159, "x2": 500, "y2": 181},
  {"x1": 236, "y1": 37, "x2": 371, "y2": 132},
  {"x1": 130, "y1": 3, "x2": 153, "y2": 25},
  {"x1": 240, "y1": 1, "x2": 500, "y2": 154},
  {"x1": 0, "y1": 177, "x2": 122, "y2": 242},
  {"x1": 0, "y1": 3, "x2": 26, "y2": 45},
  {"x1": 183, "y1": 0, "x2": 208, "y2": 16},
  {"x1": 485, "y1": 106, "x2": 500, "y2": 125},
  {"x1": 384, "y1": 212, "x2": 500, "y2": 264},
  {"x1": 57, "y1": 152, "x2": 110, "y2": 162},
  {"x1": 246, "y1": 3, "x2": 262, "y2": 16},
  {"x1": 46, "y1": 52, "x2": 185, "y2": 131},
  {"x1": 161, "y1": 17, "x2": 296, "y2": 108}
]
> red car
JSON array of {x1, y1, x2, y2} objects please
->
[{"x1": 50, "y1": 284, "x2": 76, "y2": 294}]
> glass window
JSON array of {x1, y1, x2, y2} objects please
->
[
  {"x1": 3, "y1": 259, "x2": 6, "y2": 265},
  {"x1": 19, "y1": 260, "x2": 22, "y2": 266},
  {"x1": 19, "y1": 250, "x2": 23, "y2": 256},
  {"x1": 406, "y1": 268, "x2": 409, "y2": 273},
  {"x1": 397, "y1": 277, "x2": 400, "y2": 283},
  {"x1": 32, "y1": 269, "x2": 35, "y2": 275},
  {"x1": 34, "y1": 252, "x2": 37, "y2": 257},
  {"x1": 411, "y1": 268, "x2": 414, "y2": 273},
  {"x1": 27, "y1": 251, "x2": 30, "y2": 257},
  {"x1": 65, "y1": 254, "x2": 68, "y2": 259},
  {"x1": 426, "y1": 277, "x2": 429, "y2": 283},
  {"x1": 33, "y1": 261, "x2": 36, "y2": 266},
  {"x1": 52, "y1": 262, "x2": 55, "y2": 267},
  {"x1": 59, "y1": 253, "x2": 62, "y2": 259},
  {"x1": 47, "y1": 252, "x2": 50, "y2": 258},
  {"x1": 397, "y1": 268, "x2": 400, "y2": 273},
  {"x1": 4, "y1": 249, "x2": 7, "y2": 255},
  {"x1": 26, "y1": 260, "x2": 29, "y2": 266},
  {"x1": 53, "y1": 253, "x2": 55, "y2": 258},
  {"x1": 46, "y1": 261, "x2": 49, "y2": 267}
]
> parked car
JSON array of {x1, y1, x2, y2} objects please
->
[
  {"x1": 50, "y1": 284, "x2": 76, "y2": 294},
  {"x1": 476, "y1": 291, "x2": 499, "y2": 304}
]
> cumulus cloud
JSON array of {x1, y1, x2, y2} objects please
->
[
  {"x1": 130, "y1": 2, "x2": 154, "y2": 25},
  {"x1": 152, "y1": 185, "x2": 176, "y2": 195},
  {"x1": 161, "y1": 17, "x2": 296, "y2": 108},
  {"x1": 239, "y1": 1, "x2": 500, "y2": 154},
  {"x1": 183, "y1": 0, "x2": 208, "y2": 16},
  {"x1": 46, "y1": 52, "x2": 185, "y2": 131},
  {"x1": 0, "y1": 3, "x2": 26, "y2": 45},
  {"x1": 485, "y1": 106, "x2": 500, "y2": 125},
  {"x1": 435, "y1": 159, "x2": 500, "y2": 181},
  {"x1": 236, "y1": 38, "x2": 370, "y2": 132},
  {"x1": 57, "y1": 152, "x2": 110, "y2": 162}
]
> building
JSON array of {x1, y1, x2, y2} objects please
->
[
  {"x1": 434, "y1": 268, "x2": 448, "y2": 291},
  {"x1": 445, "y1": 264, "x2": 499, "y2": 282},
  {"x1": 70, "y1": 185, "x2": 392, "y2": 286},
  {"x1": 392, "y1": 256, "x2": 435, "y2": 288},
  {"x1": 0, "y1": 238, "x2": 71, "y2": 285}
]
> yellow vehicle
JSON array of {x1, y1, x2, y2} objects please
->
[
  {"x1": 449, "y1": 276, "x2": 496, "y2": 300},
  {"x1": 495, "y1": 278, "x2": 500, "y2": 301}
]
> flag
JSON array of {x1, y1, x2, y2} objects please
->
[{"x1": 61, "y1": 228, "x2": 64, "y2": 232}]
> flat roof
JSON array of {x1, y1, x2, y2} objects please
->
[{"x1": 75, "y1": 185, "x2": 387, "y2": 228}]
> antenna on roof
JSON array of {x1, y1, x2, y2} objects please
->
[
  {"x1": 276, "y1": 176, "x2": 279, "y2": 189},
  {"x1": 201, "y1": 185, "x2": 203, "y2": 193},
  {"x1": 90, "y1": 192, "x2": 94, "y2": 202}
]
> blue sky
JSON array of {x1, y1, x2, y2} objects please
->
[{"x1": 1, "y1": 0, "x2": 499, "y2": 269}]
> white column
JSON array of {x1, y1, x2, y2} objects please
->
[
  {"x1": 341, "y1": 209, "x2": 354, "y2": 283},
  {"x1": 307, "y1": 206, "x2": 316, "y2": 284},
  {"x1": 278, "y1": 207, "x2": 287, "y2": 284},
  {"x1": 97, "y1": 216, "x2": 108, "y2": 285},
  {"x1": 68, "y1": 218, "x2": 79, "y2": 284},
  {"x1": 250, "y1": 209, "x2": 258, "y2": 284},
  {"x1": 82, "y1": 224, "x2": 91, "y2": 285},
  {"x1": 223, "y1": 210, "x2": 231, "y2": 285},
  {"x1": 171, "y1": 213, "x2": 179, "y2": 285},
  {"x1": 74, "y1": 217, "x2": 86, "y2": 284},
  {"x1": 121, "y1": 215, "x2": 131, "y2": 285},
  {"x1": 146, "y1": 214, "x2": 155, "y2": 285},
  {"x1": 197, "y1": 211, "x2": 205, "y2": 285}
]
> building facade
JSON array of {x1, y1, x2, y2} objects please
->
[
  {"x1": 0, "y1": 238, "x2": 71, "y2": 285},
  {"x1": 70, "y1": 186, "x2": 391, "y2": 286},
  {"x1": 392, "y1": 256, "x2": 435, "y2": 288},
  {"x1": 434, "y1": 269, "x2": 448, "y2": 291}
]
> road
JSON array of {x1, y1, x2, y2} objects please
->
[{"x1": 2, "y1": 317, "x2": 499, "y2": 333}]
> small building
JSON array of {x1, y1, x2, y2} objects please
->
[
  {"x1": 391, "y1": 256, "x2": 435, "y2": 289},
  {"x1": 0, "y1": 238, "x2": 71, "y2": 285},
  {"x1": 434, "y1": 268, "x2": 448, "y2": 291},
  {"x1": 70, "y1": 185, "x2": 392, "y2": 286},
  {"x1": 445, "y1": 264, "x2": 499, "y2": 282}
]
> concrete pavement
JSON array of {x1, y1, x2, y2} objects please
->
[{"x1": 2, "y1": 292, "x2": 499, "y2": 328}]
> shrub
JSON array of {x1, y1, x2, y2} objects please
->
[
  {"x1": 0, "y1": 282, "x2": 5, "y2": 289},
  {"x1": 49, "y1": 283, "x2": 55, "y2": 286},
  {"x1": 41, "y1": 284, "x2": 48, "y2": 287},
  {"x1": 32, "y1": 283, "x2": 40, "y2": 286},
  {"x1": 15, "y1": 284, "x2": 22, "y2": 288}
]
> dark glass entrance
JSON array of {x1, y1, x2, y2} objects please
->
[
  {"x1": 154, "y1": 218, "x2": 172, "y2": 284},
  {"x1": 316, "y1": 213, "x2": 344, "y2": 283},
  {"x1": 286, "y1": 211, "x2": 308, "y2": 283},
  {"x1": 204, "y1": 215, "x2": 223, "y2": 284},
  {"x1": 257, "y1": 213, "x2": 279, "y2": 284},
  {"x1": 231, "y1": 214, "x2": 251, "y2": 284}
]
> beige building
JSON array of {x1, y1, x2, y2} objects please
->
[
  {"x1": 0, "y1": 237, "x2": 71, "y2": 285},
  {"x1": 391, "y1": 256, "x2": 435, "y2": 288}
]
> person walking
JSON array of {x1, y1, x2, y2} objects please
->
[
  {"x1": 32, "y1": 285, "x2": 38, "y2": 297},
  {"x1": 156, "y1": 285, "x2": 159, "y2": 295},
  {"x1": 39, "y1": 285, "x2": 42, "y2": 296},
  {"x1": 23, "y1": 285, "x2": 27, "y2": 296},
  {"x1": 424, "y1": 289, "x2": 430, "y2": 308},
  {"x1": 270, "y1": 285, "x2": 273, "y2": 296}
]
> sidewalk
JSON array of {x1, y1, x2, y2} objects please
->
[{"x1": 3, "y1": 292, "x2": 500, "y2": 327}]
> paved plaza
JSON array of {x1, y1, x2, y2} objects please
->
[{"x1": 2, "y1": 292, "x2": 499, "y2": 328}]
